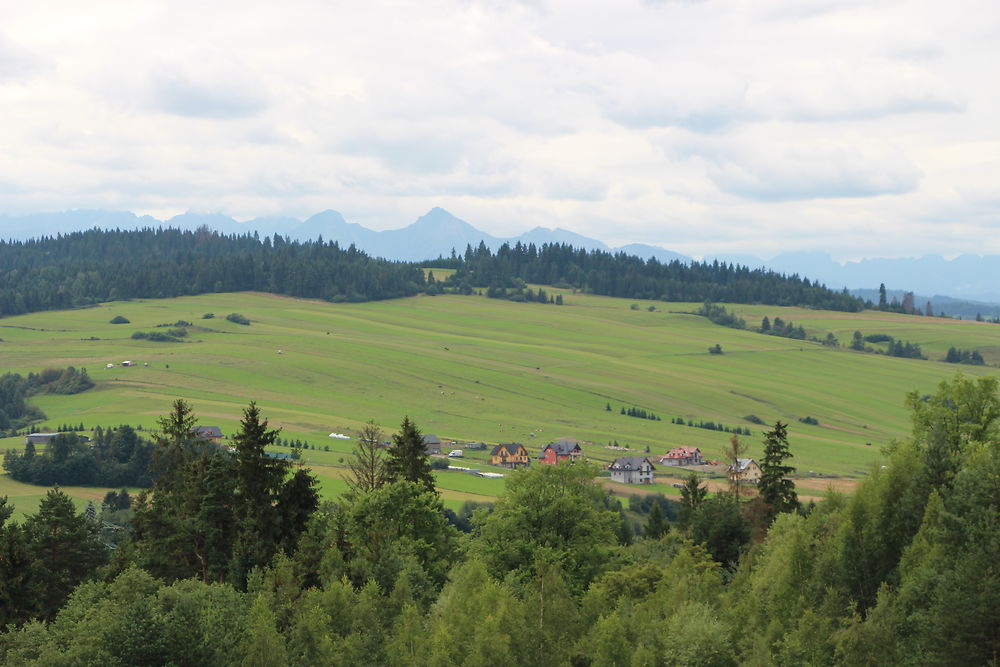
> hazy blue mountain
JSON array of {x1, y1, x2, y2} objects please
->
[
  {"x1": 516, "y1": 226, "x2": 608, "y2": 252},
  {"x1": 851, "y1": 288, "x2": 1000, "y2": 320},
  {"x1": 2, "y1": 207, "x2": 998, "y2": 303},
  {"x1": 0, "y1": 210, "x2": 156, "y2": 239},
  {"x1": 617, "y1": 243, "x2": 691, "y2": 264}
]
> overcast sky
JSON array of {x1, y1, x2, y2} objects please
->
[{"x1": 0, "y1": 0, "x2": 997, "y2": 260}]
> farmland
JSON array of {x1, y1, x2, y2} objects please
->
[{"x1": 2, "y1": 289, "x2": 999, "y2": 513}]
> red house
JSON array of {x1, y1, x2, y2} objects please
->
[
  {"x1": 539, "y1": 438, "x2": 583, "y2": 465},
  {"x1": 658, "y1": 446, "x2": 702, "y2": 466}
]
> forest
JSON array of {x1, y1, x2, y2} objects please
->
[
  {"x1": 0, "y1": 373, "x2": 997, "y2": 665},
  {"x1": 437, "y1": 242, "x2": 864, "y2": 311},
  {"x1": 0, "y1": 227, "x2": 864, "y2": 319}
]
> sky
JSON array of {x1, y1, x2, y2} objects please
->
[{"x1": 0, "y1": 0, "x2": 997, "y2": 260}]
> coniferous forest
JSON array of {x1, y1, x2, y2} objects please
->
[
  {"x1": 0, "y1": 228, "x2": 863, "y2": 318},
  {"x1": 0, "y1": 374, "x2": 997, "y2": 665}
]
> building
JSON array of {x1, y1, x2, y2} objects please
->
[
  {"x1": 609, "y1": 456, "x2": 656, "y2": 484},
  {"x1": 191, "y1": 426, "x2": 224, "y2": 442},
  {"x1": 729, "y1": 458, "x2": 762, "y2": 485},
  {"x1": 422, "y1": 434, "x2": 442, "y2": 455},
  {"x1": 490, "y1": 443, "x2": 530, "y2": 469},
  {"x1": 539, "y1": 438, "x2": 584, "y2": 465},
  {"x1": 659, "y1": 446, "x2": 703, "y2": 466},
  {"x1": 24, "y1": 433, "x2": 63, "y2": 446}
]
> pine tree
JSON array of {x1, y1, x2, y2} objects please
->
[
  {"x1": 644, "y1": 501, "x2": 669, "y2": 539},
  {"x1": 758, "y1": 421, "x2": 798, "y2": 519},
  {"x1": 385, "y1": 416, "x2": 436, "y2": 494},
  {"x1": 23, "y1": 488, "x2": 107, "y2": 619}
]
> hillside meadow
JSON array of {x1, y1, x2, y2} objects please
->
[{"x1": 2, "y1": 289, "x2": 998, "y2": 513}]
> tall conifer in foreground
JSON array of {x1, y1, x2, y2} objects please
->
[
  {"x1": 758, "y1": 421, "x2": 798, "y2": 520},
  {"x1": 385, "y1": 416, "x2": 435, "y2": 494}
]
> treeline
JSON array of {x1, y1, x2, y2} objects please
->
[
  {"x1": 0, "y1": 228, "x2": 426, "y2": 317},
  {"x1": 760, "y1": 314, "x2": 806, "y2": 339},
  {"x1": 671, "y1": 416, "x2": 754, "y2": 436},
  {"x1": 0, "y1": 367, "x2": 93, "y2": 434},
  {"x1": 3, "y1": 426, "x2": 155, "y2": 488},
  {"x1": 945, "y1": 346, "x2": 986, "y2": 365},
  {"x1": 849, "y1": 331, "x2": 926, "y2": 359},
  {"x1": 436, "y1": 242, "x2": 864, "y2": 310},
  {"x1": 2, "y1": 376, "x2": 999, "y2": 665}
]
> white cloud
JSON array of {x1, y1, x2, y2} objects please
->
[{"x1": 0, "y1": 0, "x2": 996, "y2": 258}]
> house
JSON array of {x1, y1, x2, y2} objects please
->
[
  {"x1": 608, "y1": 456, "x2": 656, "y2": 484},
  {"x1": 659, "y1": 446, "x2": 703, "y2": 466},
  {"x1": 490, "y1": 443, "x2": 530, "y2": 469},
  {"x1": 539, "y1": 438, "x2": 583, "y2": 465},
  {"x1": 25, "y1": 433, "x2": 63, "y2": 446},
  {"x1": 729, "y1": 458, "x2": 762, "y2": 485},
  {"x1": 422, "y1": 434, "x2": 442, "y2": 455},
  {"x1": 191, "y1": 426, "x2": 224, "y2": 442}
]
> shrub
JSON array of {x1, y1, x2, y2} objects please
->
[
  {"x1": 799, "y1": 416, "x2": 819, "y2": 425},
  {"x1": 202, "y1": 313, "x2": 215, "y2": 319},
  {"x1": 109, "y1": 315, "x2": 129, "y2": 324},
  {"x1": 226, "y1": 313, "x2": 250, "y2": 325},
  {"x1": 743, "y1": 414, "x2": 765, "y2": 425},
  {"x1": 708, "y1": 344, "x2": 723, "y2": 355}
]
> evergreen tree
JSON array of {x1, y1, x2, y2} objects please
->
[
  {"x1": 758, "y1": 421, "x2": 798, "y2": 519},
  {"x1": 23, "y1": 488, "x2": 107, "y2": 619},
  {"x1": 385, "y1": 416, "x2": 436, "y2": 494},
  {"x1": 678, "y1": 473, "x2": 708, "y2": 529},
  {"x1": 644, "y1": 500, "x2": 670, "y2": 539},
  {"x1": 878, "y1": 283, "x2": 888, "y2": 310}
]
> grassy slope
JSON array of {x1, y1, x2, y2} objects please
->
[{"x1": 2, "y1": 290, "x2": 998, "y2": 514}]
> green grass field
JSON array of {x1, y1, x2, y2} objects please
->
[{"x1": 2, "y1": 289, "x2": 998, "y2": 514}]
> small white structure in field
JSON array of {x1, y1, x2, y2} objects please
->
[
  {"x1": 106, "y1": 363, "x2": 114, "y2": 369},
  {"x1": 121, "y1": 360, "x2": 133, "y2": 366},
  {"x1": 143, "y1": 362, "x2": 149, "y2": 367},
  {"x1": 329, "y1": 433, "x2": 350, "y2": 439},
  {"x1": 277, "y1": 350, "x2": 283, "y2": 354}
]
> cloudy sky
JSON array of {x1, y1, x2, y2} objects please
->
[{"x1": 0, "y1": 0, "x2": 997, "y2": 259}]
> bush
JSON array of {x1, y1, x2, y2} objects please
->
[
  {"x1": 226, "y1": 313, "x2": 250, "y2": 325},
  {"x1": 131, "y1": 331, "x2": 183, "y2": 342},
  {"x1": 708, "y1": 344, "x2": 723, "y2": 355},
  {"x1": 864, "y1": 333, "x2": 893, "y2": 343},
  {"x1": 430, "y1": 458, "x2": 450, "y2": 469},
  {"x1": 109, "y1": 315, "x2": 129, "y2": 324},
  {"x1": 202, "y1": 313, "x2": 214, "y2": 319},
  {"x1": 743, "y1": 414, "x2": 765, "y2": 425},
  {"x1": 799, "y1": 416, "x2": 819, "y2": 425}
]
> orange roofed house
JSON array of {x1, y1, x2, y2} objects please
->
[
  {"x1": 658, "y1": 446, "x2": 702, "y2": 466},
  {"x1": 491, "y1": 443, "x2": 530, "y2": 469},
  {"x1": 538, "y1": 438, "x2": 583, "y2": 465}
]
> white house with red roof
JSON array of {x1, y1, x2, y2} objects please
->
[{"x1": 658, "y1": 446, "x2": 702, "y2": 466}]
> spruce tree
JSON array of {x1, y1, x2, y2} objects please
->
[
  {"x1": 385, "y1": 416, "x2": 436, "y2": 494},
  {"x1": 758, "y1": 421, "x2": 798, "y2": 519},
  {"x1": 644, "y1": 500, "x2": 669, "y2": 539}
]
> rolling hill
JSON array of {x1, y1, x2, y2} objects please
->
[{"x1": 2, "y1": 289, "x2": 998, "y2": 514}]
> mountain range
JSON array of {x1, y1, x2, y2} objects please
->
[{"x1": 2, "y1": 207, "x2": 999, "y2": 307}]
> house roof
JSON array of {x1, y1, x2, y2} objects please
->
[
  {"x1": 491, "y1": 443, "x2": 525, "y2": 457},
  {"x1": 730, "y1": 458, "x2": 757, "y2": 472},
  {"x1": 192, "y1": 426, "x2": 223, "y2": 438},
  {"x1": 610, "y1": 456, "x2": 655, "y2": 471},
  {"x1": 542, "y1": 440, "x2": 582, "y2": 456}
]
